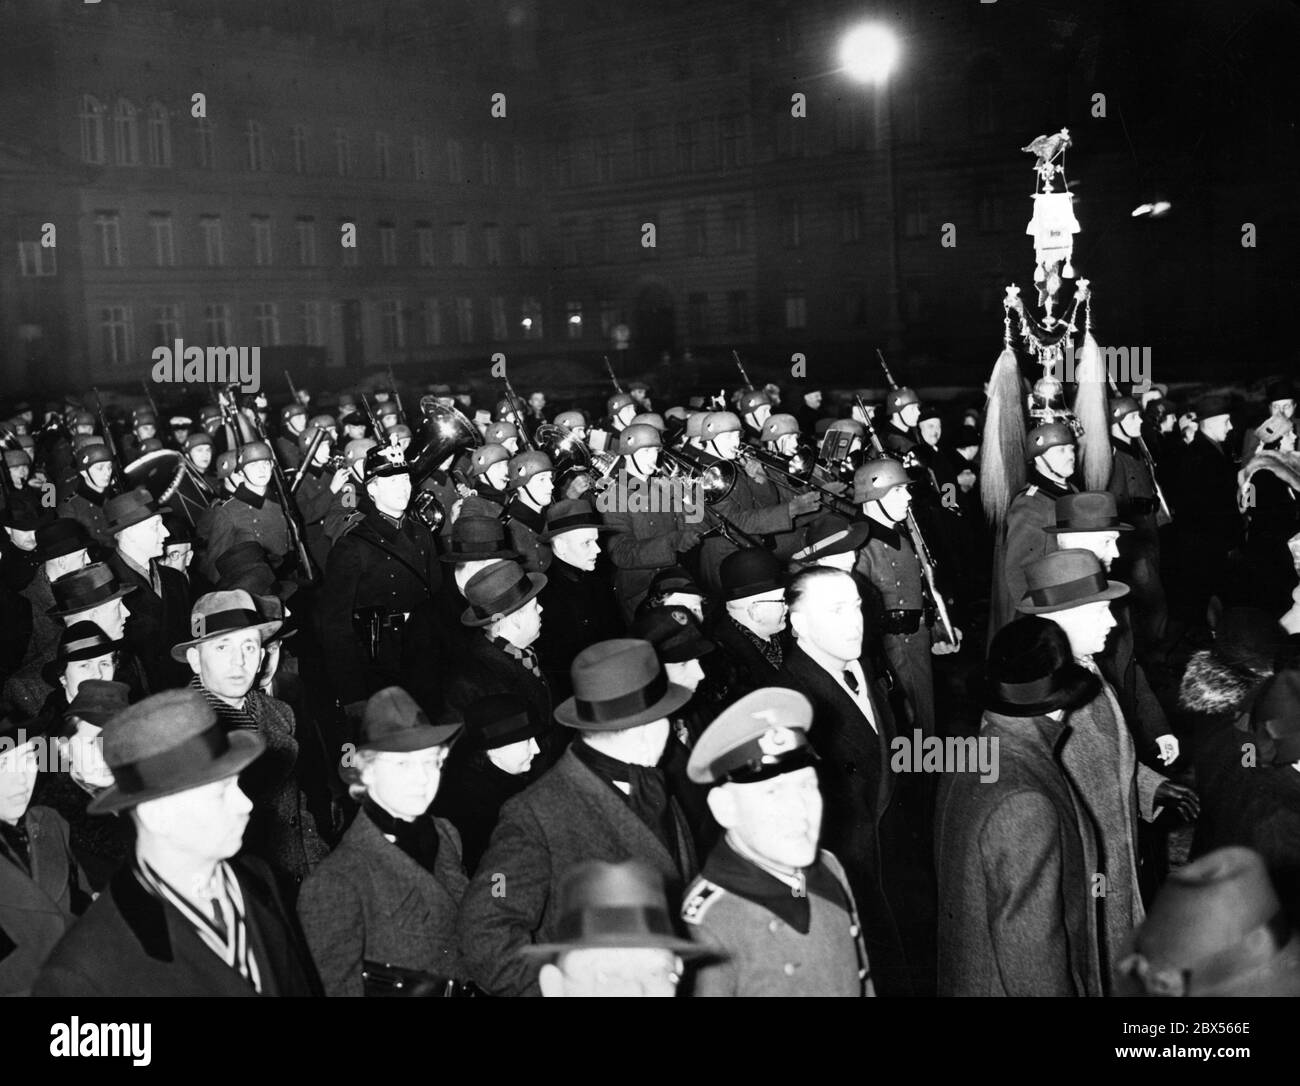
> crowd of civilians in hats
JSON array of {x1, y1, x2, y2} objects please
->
[{"x1": 1, "y1": 372, "x2": 1299, "y2": 997}]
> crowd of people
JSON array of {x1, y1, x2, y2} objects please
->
[{"x1": 1, "y1": 369, "x2": 1299, "y2": 997}]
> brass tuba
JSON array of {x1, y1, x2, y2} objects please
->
[
  {"x1": 407, "y1": 398, "x2": 483, "y2": 531},
  {"x1": 537, "y1": 422, "x2": 618, "y2": 499}
]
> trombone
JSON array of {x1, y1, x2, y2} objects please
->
[
  {"x1": 656, "y1": 448, "x2": 765, "y2": 548},
  {"x1": 736, "y1": 446, "x2": 858, "y2": 518}
]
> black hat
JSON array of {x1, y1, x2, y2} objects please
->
[
  {"x1": 1043, "y1": 492, "x2": 1134, "y2": 535},
  {"x1": 1016, "y1": 549, "x2": 1129, "y2": 615},
  {"x1": 648, "y1": 566, "x2": 700, "y2": 598},
  {"x1": 359, "y1": 686, "x2": 462, "y2": 752},
  {"x1": 1265, "y1": 378, "x2": 1296, "y2": 404},
  {"x1": 104, "y1": 486, "x2": 162, "y2": 535},
  {"x1": 982, "y1": 615, "x2": 1101, "y2": 716},
  {"x1": 42, "y1": 620, "x2": 123, "y2": 684},
  {"x1": 1193, "y1": 393, "x2": 1234, "y2": 421},
  {"x1": 48, "y1": 562, "x2": 135, "y2": 617},
  {"x1": 629, "y1": 606, "x2": 715, "y2": 663},
  {"x1": 1235, "y1": 669, "x2": 1300, "y2": 767},
  {"x1": 35, "y1": 518, "x2": 92, "y2": 562},
  {"x1": 953, "y1": 424, "x2": 982, "y2": 449},
  {"x1": 65, "y1": 678, "x2": 131, "y2": 729},
  {"x1": 1208, "y1": 607, "x2": 1285, "y2": 674},
  {"x1": 361, "y1": 444, "x2": 410, "y2": 484},
  {"x1": 439, "y1": 513, "x2": 519, "y2": 564},
  {"x1": 0, "y1": 497, "x2": 50, "y2": 531},
  {"x1": 214, "y1": 540, "x2": 297, "y2": 601},
  {"x1": 162, "y1": 511, "x2": 194, "y2": 546},
  {"x1": 719, "y1": 547, "x2": 785, "y2": 601},
  {"x1": 539, "y1": 499, "x2": 619, "y2": 542},
  {"x1": 338, "y1": 409, "x2": 366, "y2": 428},
  {"x1": 554, "y1": 639, "x2": 693, "y2": 731},
  {"x1": 460, "y1": 560, "x2": 546, "y2": 627},
  {"x1": 462, "y1": 692, "x2": 547, "y2": 750}
]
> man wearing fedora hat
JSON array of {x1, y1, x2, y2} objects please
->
[
  {"x1": 527, "y1": 860, "x2": 705, "y2": 997},
  {"x1": 298, "y1": 686, "x2": 472, "y2": 997},
  {"x1": 458, "y1": 639, "x2": 698, "y2": 996},
  {"x1": 177, "y1": 590, "x2": 326, "y2": 887},
  {"x1": 536, "y1": 499, "x2": 624, "y2": 702},
  {"x1": 320, "y1": 444, "x2": 443, "y2": 720},
  {"x1": 105, "y1": 486, "x2": 192, "y2": 693},
  {"x1": 34, "y1": 688, "x2": 321, "y2": 996},
  {"x1": 1017, "y1": 548, "x2": 1194, "y2": 983},
  {"x1": 683, "y1": 689, "x2": 873, "y2": 997},
  {"x1": 57, "y1": 442, "x2": 116, "y2": 548},
  {"x1": 936, "y1": 616, "x2": 1107, "y2": 996},
  {"x1": 1, "y1": 498, "x2": 47, "y2": 592},
  {"x1": 0, "y1": 712, "x2": 88, "y2": 995},
  {"x1": 709, "y1": 547, "x2": 790, "y2": 700},
  {"x1": 201, "y1": 441, "x2": 294, "y2": 585}
]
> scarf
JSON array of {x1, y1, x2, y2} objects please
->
[
  {"x1": 363, "y1": 797, "x2": 441, "y2": 876},
  {"x1": 572, "y1": 739, "x2": 676, "y2": 858},
  {"x1": 192, "y1": 677, "x2": 259, "y2": 733}
]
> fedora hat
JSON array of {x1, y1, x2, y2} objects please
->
[
  {"x1": 719, "y1": 547, "x2": 785, "y2": 602},
  {"x1": 214, "y1": 540, "x2": 297, "y2": 601},
  {"x1": 629, "y1": 606, "x2": 714, "y2": 664},
  {"x1": 88, "y1": 688, "x2": 266, "y2": 815},
  {"x1": 104, "y1": 486, "x2": 161, "y2": 535},
  {"x1": 539, "y1": 499, "x2": 619, "y2": 542},
  {"x1": 439, "y1": 514, "x2": 520, "y2": 564},
  {"x1": 359, "y1": 686, "x2": 462, "y2": 753},
  {"x1": 1043, "y1": 492, "x2": 1133, "y2": 535},
  {"x1": 1016, "y1": 549, "x2": 1129, "y2": 615},
  {"x1": 41, "y1": 620, "x2": 124, "y2": 685},
  {"x1": 554, "y1": 639, "x2": 693, "y2": 731},
  {"x1": 1, "y1": 497, "x2": 50, "y2": 532},
  {"x1": 1115, "y1": 847, "x2": 1300, "y2": 997},
  {"x1": 64, "y1": 678, "x2": 131, "y2": 730},
  {"x1": 982, "y1": 616, "x2": 1100, "y2": 716},
  {"x1": 521, "y1": 860, "x2": 705, "y2": 960},
  {"x1": 47, "y1": 562, "x2": 135, "y2": 617},
  {"x1": 170, "y1": 589, "x2": 283, "y2": 661},
  {"x1": 462, "y1": 692, "x2": 547, "y2": 751},
  {"x1": 460, "y1": 560, "x2": 546, "y2": 627},
  {"x1": 35, "y1": 518, "x2": 92, "y2": 562}
]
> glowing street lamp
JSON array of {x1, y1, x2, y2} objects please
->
[{"x1": 839, "y1": 23, "x2": 900, "y2": 85}]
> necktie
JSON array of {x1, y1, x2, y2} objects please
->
[
  {"x1": 843, "y1": 669, "x2": 860, "y2": 694},
  {"x1": 209, "y1": 897, "x2": 229, "y2": 942}
]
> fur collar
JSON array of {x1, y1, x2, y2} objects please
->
[
  {"x1": 1177, "y1": 649, "x2": 1268, "y2": 715},
  {"x1": 1240, "y1": 448, "x2": 1300, "y2": 493}
]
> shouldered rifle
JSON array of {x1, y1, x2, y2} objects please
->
[
  {"x1": 875, "y1": 348, "x2": 899, "y2": 390},
  {"x1": 140, "y1": 381, "x2": 160, "y2": 420},
  {"x1": 1106, "y1": 374, "x2": 1172, "y2": 526},
  {"x1": 603, "y1": 356, "x2": 624, "y2": 395},
  {"x1": 285, "y1": 370, "x2": 302, "y2": 406},
  {"x1": 360, "y1": 393, "x2": 381, "y2": 439},
  {"x1": 856, "y1": 395, "x2": 958, "y2": 646},
  {"x1": 91, "y1": 387, "x2": 126, "y2": 490},
  {"x1": 246, "y1": 391, "x2": 318, "y2": 584},
  {"x1": 289, "y1": 426, "x2": 326, "y2": 497},
  {"x1": 500, "y1": 371, "x2": 536, "y2": 452},
  {"x1": 732, "y1": 349, "x2": 755, "y2": 392},
  {"x1": 386, "y1": 363, "x2": 406, "y2": 425}
]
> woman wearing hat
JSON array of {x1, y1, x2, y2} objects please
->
[
  {"x1": 431, "y1": 692, "x2": 548, "y2": 874},
  {"x1": 1235, "y1": 413, "x2": 1300, "y2": 608},
  {"x1": 298, "y1": 687, "x2": 471, "y2": 997},
  {"x1": 936, "y1": 615, "x2": 1107, "y2": 995}
]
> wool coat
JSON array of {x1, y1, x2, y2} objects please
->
[
  {"x1": 989, "y1": 471, "x2": 1076, "y2": 638},
  {"x1": 297, "y1": 808, "x2": 469, "y2": 996},
  {"x1": 935, "y1": 712, "x2": 1105, "y2": 996},
  {"x1": 457, "y1": 746, "x2": 697, "y2": 997},
  {"x1": 106, "y1": 550, "x2": 192, "y2": 693}
]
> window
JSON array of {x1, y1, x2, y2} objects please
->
[
  {"x1": 380, "y1": 300, "x2": 405, "y2": 350},
  {"x1": 95, "y1": 212, "x2": 124, "y2": 267},
  {"x1": 100, "y1": 305, "x2": 133, "y2": 365},
  {"x1": 490, "y1": 296, "x2": 508, "y2": 341},
  {"x1": 779, "y1": 198, "x2": 802, "y2": 248},
  {"x1": 17, "y1": 241, "x2": 56, "y2": 278},
  {"x1": 447, "y1": 140, "x2": 463, "y2": 183},
  {"x1": 513, "y1": 145, "x2": 528, "y2": 187},
  {"x1": 297, "y1": 301, "x2": 323, "y2": 346},
  {"x1": 375, "y1": 132, "x2": 392, "y2": 179},
  {"x1": 146, "y1": 103, "x2": 171, "y2": 167},
  {"x1": 688, "y1": 292, "x2": 709, "y2": 338},
  {"x1": 675, "y1": 122, "x2": 697, "y2": 173},
  {"x1": 421, "y1": 298, "x2": 442, "y2": 346},
  {"x1": 454, "y1": 296, "x2": 474, "y2": 343},
  {"x1": 519, "y1": 297, "x2": 542, "y2": 340},
  {"x1": 483, "y1": 224, "x2": 501, "y2": 266},
  {"x1": 334, "y1": 128, "x2": 351, "y2": 176},
  {"x1": 254, "y1": 302, "x2": 280, "y2": 346},
  {"x1": 723, "y1": 205, "x2": 748, "y2": 253},
  {"x1": 449, "y1": 223, "x2": 468, "y2": 267},
  {"x1": 113, "y1": 99, "x2": 139, "y2": 165},
  {"x1": 246, "y1": 121, "x2": 269, "y2": 171},
  {"x1": 840, "y1": 193, "x2": 865, "y2": 243},
  {"x1": 379, "y1": 223, "x2": 398, "y2": 266},
  {"x1": 565, "y1": 300, "x2": 583, "y2": 340},
  {"x1": 726, "y1": 290, "x2": 749, "y2": 333},
  {"x1": 416, "y1": 223, "x2": 435, "y2": 267},
  {"x1": 687, "y1": 208, "x2": 707, "y2": 256},
  {"x1": 150, "y1": 214, "x2": 176, "y2": 267},
  {"x1": 200, "y1": 216, "x2": 223, "y2": 267},
  {"x1": 251, "y1": 216, "x2": 273, "y2": 266},
  {"x1": 412, "y1": 136, "x2": 430, "y2": 180},
  {"x1": 340, "y1": 219, "x2": 358, "y2": 267},
  {"x1": 79, "y1": 95, "x2": 106, "y2": 164},
  {"x1": 903, "y1": 188, "x2": 929, "y2": 238},
  {"x1": 517, "y1": 224, "x2": 537, "y2": 265},
  {"x1": 203, "y1": 303, "x2": 232, "y2": 345},
  {"x1": 599, "y1": 300, "x2": 617, "y2": 338},
  {"x1": 295, "y1": 218, "x2": 317, "y2": 265},
  {"x1": 720, "y1": 113, "x2": 745, "y2": 169},
  {"x1": 481, "y1": 142, "x2": 498, "y2": 185},
  {"x1": 595, "y1": 137, "x2": 614, "y2": 183},
  {"x1": 152, "y1": 304, "x2": 181, "y2": 347},
  {"x1": 784, "y1": 293, "x2": 807, "y2": 330},
  {"x1": 291, "y1": 125, "x2": 309, "y2": 174},
  {"x1": 195, "y1": 117, "x2": 215, "y2": 169}
]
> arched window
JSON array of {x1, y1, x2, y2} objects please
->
[
  {"x1": 146, "y1": 102, "x2": 171, "y2": 167},
  {"x1": 79, "y1": 95, "x2": 106, "y2": 164},
  {"x1": 113, "y1": 98, "x2": 139, "y2": 165}
]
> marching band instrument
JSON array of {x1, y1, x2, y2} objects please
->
[
  {"x1": 406, "y1": 398, "x2": 483, "y2": 532},
  {"x1": 736, "y1": 446, "x2": 857, "y2": 517},
  {"x1": 123, "y1": 448, "x2": 214, "y2": 527}
]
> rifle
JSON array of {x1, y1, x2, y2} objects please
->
[
  {"x1": 241, "y1": 386, "x2": 318, "y2": 584},
  {"x1": 285, "y1": 370, "x2": 302, "y2": 406},
  {"x1": 499, "y1": 369, "x2": 536, "y2": 452},
  {"x1": 731, "y1": 349, "x2": 754, "y2": 391},
  {"x1": 603, "y1": 356, "x2": 624, "y2": 395},
  {"x1": 289, "y1": 426, "x2": 326, "y2": 497},
  {"x1": 386, "y1": 363, "x2": 406, "y2": 425},
  {"x1": 875, "y1": 348, "x2": 899, "y2": 390},
  {"x1": 140, "y1": 381, "x2": 160, "y2": 421},
  {"x1": 1106, "y1": 375, "x2": 1172, "y2": 526},
  {"x1": 856, "y1": 394, "x2": 958, "y2": 647},
  {"x1": 360, "y1": 393, "x2": 382, "y2": 439},
  {"x1": 91, "y1": 387, "x2": 126, "y2": 490}
]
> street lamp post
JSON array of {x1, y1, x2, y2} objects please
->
[{"x1": 839, "y1": 23, "x2": 904, "y2": 358}]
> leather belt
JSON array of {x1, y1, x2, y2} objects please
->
[{"x1": 882, "y1": 609, "x2": 924, "y2": 635}]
